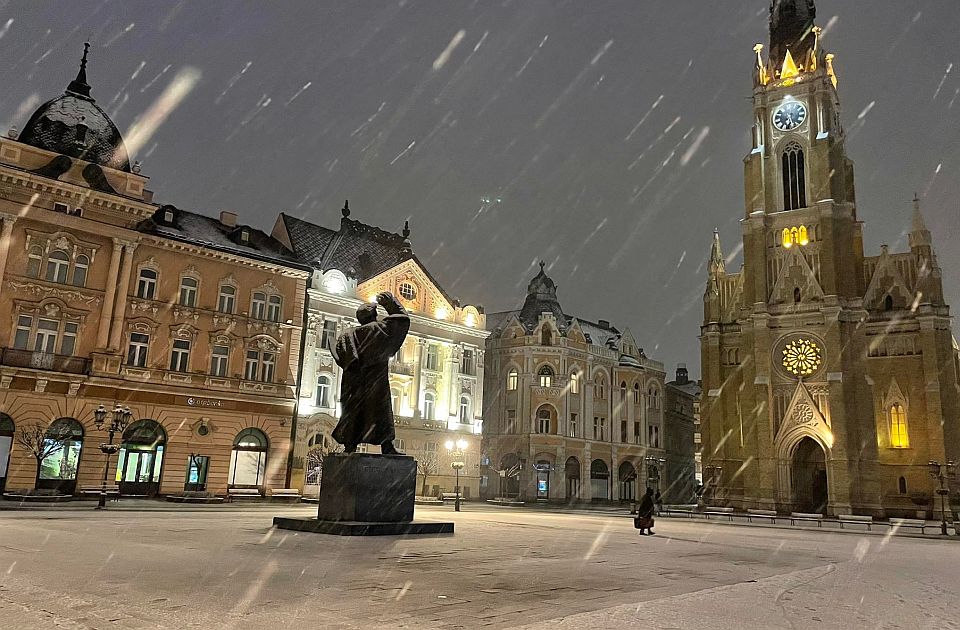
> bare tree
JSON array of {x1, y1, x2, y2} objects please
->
[
  {"x1": 15, "y1": 423, "x2": 71, "y2": 490},
  {"x1": 416, "y1": 451, "x2": 439, "y2": 497}
]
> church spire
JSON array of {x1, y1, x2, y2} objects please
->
[
  {"x1": 709, "y1": 228, "x2": 726, "y2": 276},
  {"x1": 769, "y1": 0, "x2": 817, "y2": 75},
  {"x1": 66, "y1": 42, "x2": 93, "y2": 99},
  {"x1": 909, "y1": 194, "x2": 933, "y2": 250}
]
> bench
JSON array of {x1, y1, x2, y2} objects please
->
[
  {"x1": 889, "y1": 518, "x2": 928, "y2": 534},
  {"x1": 838, "y1": 514, "x2": 874, "y2": 530},
  {"x1": 440, "y1": 492, "x2": 463, "y2": 501},
  {"x1": 415, "y1": 496, "x2": 443, "y2": 505},
  {"x1": 227, "y1": 488, "x2": 263, "y2": 501},
  {"x1": 746, "y1": 509, "x2": 779, "y2": 524},
  {"x1": 79, "y1": 485, "x2": 120, "y2": 501},
  {"x1": 703, "y1": 506, "x2": 735, "y2": 521},
  {"x1": 269, "y1": 488, "x2": 301, "y2": 501},
  {"x1": 661, "y1": 508, "x2": 694, "y2": 518},
  {"x1": 790, "y1": 512, "x2": 824, "y2": 527}
]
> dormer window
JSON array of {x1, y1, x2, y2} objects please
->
[
  {"x1": 239, "y1": 228, "x2": 250, "y2": 244},
  {"x1": 163, "y1": 208, "x2": 175, "y2": 223},
  {"x1": 53, "y1": 202, "x2": 69, "y2": 214}
]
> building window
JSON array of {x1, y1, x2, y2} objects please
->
[
  {"x1": 536, "y1": 406, "x2": 552, "y2": 434},
  {"x1": 634, "y1": 421, "x2": 641, "y2": 445},
  {"x1": 648, "y1": 425, "x2": 661, "y2": 449},
  {"x1": 782, "y1": 141, "x2": 806, "y2": 211},
  {"x1": 35, "y1": 318, "x2": 59, "y2": 353},
  {"x1": 593, "y1": 417, "x2": 606, "y2": 441},
  {"x1": 45, "y1": 251, "x2": 70, "y2": 283},
  {"x1": 898, "y1": 476, "x2": 907, "y2": 494},
  {"x1": 72, "y1": 255, "x2": 89, "y2": 287},
  {"x1": 13, "y1": 316, "x2": 31, "y2": 349},
  {"x1": 26, "y1": 246, "x2": 43, "y2": 277},
  {"x1": 538, "y1": 365, "x2": 554, "y2": 387},
  {"x1": 169, "y1": 339, "x2": 190, "y2": 372},
  {"x1": 61, "y1": 323, "x2": 78, "y2": 356},
  {"x1": 425, "y1": 344, "x2": 439, "y2": 371},
  {"x1": 648, "y1": 385, "x2": 661, "y2": 410},
  {"x1": 507, "y1": 370, "x2": 518, "y2": 391},
  {"x1": 320, "y1": 321, "x2": 337, "y2": 350},
  {"x1": 267, "y1": 295, "x2": 282, "y2": 322},
  {"x1": 179, "y1": 277, "x2": 198, "y2": 307},
  {"x1": 633, "y1": 383, "x2": 641, "y2": 404},
  {"x1": 391, "y1": 388, "x2": 401, "y2": 415},
  {"x1": 782, "y1": 225, "x2": 809, "y2": 248},
  {"x1": 210, "y1": 345, "x2": 230, "y2": 377},
  {"x1": 12, "y1": 315, "x2": 77, "y2": 355},
  {"x1": 505, "y1": 409, "x2": 517, "y2": 434},
  {"x1": 568, "y1": 413, "x2": 578, "y2": 438},
  {"x1": 884, "y1": 295, "x2": 894, "y2": 311},
  {"x1": 399, "y1": 282, "x2": 417, "y2": 301},
  {"x1": 595, "y1": 377, "x2": 606, "y2": 399},
  {"x1": 461, "y1": 349, "x2": 476, "y2": 376},
  {"x1": 217, "y1": 285, "x2": 236, "y2": 314},
  {"x1": 137, "y1": 269, "x2": 157, "y2": 299},
  {"x1": 459, "y1": 396, "x2": 471, "y2": 423},
  {"x1": 423, "y1": 392, "x2": 436, "y2": 420},
  {"x1": 620, "y1": 381, "x2": 628, "y2": 401},
  {"x1": 245, "y1": 349, "x2": 276, "y2": 382},
  {"x1": 127, "y1": 333, "x2": 149, "y2": 367},
  {"x1": 889, "y1": 404, "x2": 909, "y2": 448},
  {"x1": 316, "y1": 375, "x2": 332, "y2": 407},
  {"x1": 621, "y1": 420, "x2": 628, "y2": 443},
  {"x1": 251, "y1": 292, "x2": 267, "y2": 319},
  {"x1": 541, "y1": 327, "x2": 552, "y2": 346},
  {"x1": 570, "y1": 371, "x2": 580, "y2": 394},
  {"x1": 228, "y1": 428, "x2": 268, "y2": 487}
]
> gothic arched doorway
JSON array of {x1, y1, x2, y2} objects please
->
[{"x1": 792, "y1": 437, "x2": 828, "y2": 513}]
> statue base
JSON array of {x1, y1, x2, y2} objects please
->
[{"x1": 273, "y1": 453, "x2": 453, "y2": 536}]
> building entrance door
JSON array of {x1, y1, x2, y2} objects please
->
[
  {"x1": 0, "y1": 414, "x2": 13, "y2": 493},
  {"x1": 535, "y1": 462, "x2": 550, "y2": 499},
  {"x1": 116, "y1": 420, "x2": 166, "y2": 496},
  {"x1": 792, "y1": 437, "x2": 828, "y2": 513}
]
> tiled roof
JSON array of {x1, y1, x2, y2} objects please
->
[{"x1": 138, "y1": 206, "x2": 308, "y2": 269}]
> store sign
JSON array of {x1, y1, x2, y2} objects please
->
[{"x1": 186, "y1": 397, "x2": 224, "y2": 408}]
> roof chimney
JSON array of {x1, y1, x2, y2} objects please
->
[
  {"x1": 598, "y1": 319, "x2": 610, "y2": 328},
  {"x1": 676, "y1": 363, "x2": 689, "y2": 385},
  {"x1": 219, "y1": 211, "x2": 238, "y2": 227}
]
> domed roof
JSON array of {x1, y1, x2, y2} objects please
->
[
  {"x1": 18, "y1": 44, "x2": 131, "y2": 172},
  {"x1": 526, "y1": 261, "x2": 557, "y2": 297}
]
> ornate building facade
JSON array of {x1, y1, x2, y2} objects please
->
[
  {"x1": 272, "y1": 205, "x2": 490, "y2": 498},
  {"x1": 0, "y1": 50, "x2": 311, "y2": 496},
  {"x1": 701, "y1": 0, "x2": 960, "y2": 517},
  {"x1": 482, "y1": 265, "x2": 668, "y2": 503},
  {"x1": 664, "y1": 364, "x2": 699, "y2": 503}
]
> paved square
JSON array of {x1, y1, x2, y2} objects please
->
[{"x1": 0, "y1": 504, "x2": 957, "y2": 629}]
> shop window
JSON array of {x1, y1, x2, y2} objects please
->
[
  {"x1": 39, "y1": 418, "x2": 84, "y2": 490},
  {"x1": 228, "y1": 428, "x2": 268, "y2": 487}
]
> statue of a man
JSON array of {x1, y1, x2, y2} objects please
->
[{"x1": 331, "y1": 292, "x2": 410, "y2": 454}]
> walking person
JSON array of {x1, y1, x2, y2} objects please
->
[
  {"x1": 634, "y1": 487, "x2": 656, "y2": 536},
  {"x1": 654, "y1": 490, "x2": 663, "y2": 516}
]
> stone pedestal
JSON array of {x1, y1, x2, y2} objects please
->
[{"x1": 274, "y1": 453, "x2": 453, "y2": 536}]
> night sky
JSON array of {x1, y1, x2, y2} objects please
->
[{"x1": 1, "y1": 1, "x2": 958, "y2": 376}]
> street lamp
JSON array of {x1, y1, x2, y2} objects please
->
[
  {"x1": 445, "y1": 438, "x2": 468, "y2": 512},
  {"x1": 927, "y1": 460, "x2": 955, "y2": 536},
  {"x1": 93, "y1": 403, "x2": 133, "y2": 510}
]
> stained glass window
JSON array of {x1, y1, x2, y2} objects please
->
[
  {"x1": 782, "y1": 338, "x2": 822, "y2": 376},
  {"x1": 889, "y1": 404, "x2": 909, "y2": 448}
]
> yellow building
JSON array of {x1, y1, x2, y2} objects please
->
[
  {"x1": 700, "y1": 1, "x2": 960, "y2": 517},
  {"x1": 0, "y1": 49, "x2": 310, "y2": 497},
  {"x1": 272, "y1": 205, "x2": 490, "y2": 499},
  {"x1": 482, "y1": 264, "x2": 668, "y2": 503}
]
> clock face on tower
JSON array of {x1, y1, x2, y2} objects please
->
[{"x1": 773, "y1": 101, "x2": 808, "y2": 131}]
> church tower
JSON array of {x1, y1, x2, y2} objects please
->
[{"x1": 700, "y1": 0, "x2": 960, "y2": 518}]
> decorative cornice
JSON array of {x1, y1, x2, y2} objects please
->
[{"x1": 6, "y1": 279, "x2": 102, "y2": 307}]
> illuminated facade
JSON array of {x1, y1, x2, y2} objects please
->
[
  {"x1": 272, "y1": 206, "x2": 490, "y2": 498},
  {"x1": 482, "y1": 264, "x2": 669, "y2": 503},
  {"x1": 701, "y1": 0, "x2": 960, "y2": 517},
  {"x1": 0, "y1": 50, "x2": 311, "y2": 497}
]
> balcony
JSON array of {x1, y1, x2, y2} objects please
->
[
  {"x1": 1, "y1": 348, "x2": 90, "y2": 375},
  {"x1": 389, "y1": 361, "x2": 415, "y2": 377}
]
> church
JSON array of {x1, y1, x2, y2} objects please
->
[{"x1": 700, "y1": 0, "x2": 960, "y2": 517}]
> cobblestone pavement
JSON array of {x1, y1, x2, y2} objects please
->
[{"x1": 0, "y1": 504, "x2": 956, "y2": 629}]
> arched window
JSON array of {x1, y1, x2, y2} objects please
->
[
  {"x1": 0, "y1": 413, "x2": 14, "y2": 493},
  {"x1": 538, "y1": 365, "x2": 554, "y2": 387},
  {"x1": 565, "y1": 456, "x2": 581, "y2": 499},
  {"x1": 590, "y1": 459, "x2": 610, "y2": 501},
  {"x1": 884, "y1": 295, "x2": 894, "y2": 312},
  {"x1": 782, "y1": 142, "x2": 806, "y2": 211},
  {"x1": 541, "y1": 327, "x2": 552, "y2": 346},
  {"x1": 391, "y1": 388, "x2": 401, "y2": 415},
  {"x1": 116, "y1": 420, "x2": 166, "y2": 494},
  {"x1": 794, "y1": 287, "x2": 802, "y2": 303},
  {"x1": 250, "y1": 292, "x2": 267, "y2": 319},
  {"x1": 536, "y1": 406, "x2": 553, "y2": 434},
  {"x1": 137, "y1": 269, "x2": 158, "y2": 299},
  {"x1": 633, "y1": 383, "x2": 641, "y2": 404},
  {"x1": 229, "y1": 428, "x2": 268, "y2": 487},
  {"x1": 45, "y1": 250, "x2": 70, "y2": 283},
  {"x1": 459, "y1": 396, "x2": 471, "y2": 423},
  {"x1": 72, "y1": 254, "x2": 89, "y2": 287},
  {"x1": 898, "y1": 476, "x2": 907, "y2": 495},
  {"x1": 38, "y1": 418, "x2": 84, "y2": 493},
  {"x1": 889, "y1": 404, "x2": 909, "y2": 448},
  {"x1": 620, "y1": 381, "x2": 628, "y2": 401},
  {"x1": 179, "y1": 276, "x2": 198, "y2": 307},
  {"x1": 506, "y1": 370, "x2": 519, "y2": 391},
  {"x1": 316, "y1": 375, "x2": 332, "y2": 407},
  {"x1": 218, "y1": 285, "x2": 236, "y2": 314},
  {"x1": 595, "y1": 376, "x2": 606, "y2": 399},
  {"x1": 26, "y1": 246, "x2": 43, "y2": 278},
  {"x1": 647, "y1": 385, "x2": 661, "y2": 410},
  {"x1": 423, "y1": 392, "x2": 436, "y2": 420}
]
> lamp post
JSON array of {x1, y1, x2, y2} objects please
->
[
  {"x1": 445, "y1": 438, "x2": 467, "y2": 512},
  {"x1": 928, "y1": 460, "x2": 955, "y2": 536},
  {"x1": 93, "y1": 403, "x2": 133, "y2": 510},
  {"x1": 645, "y1": 455, "x2": 666, "y2": 489}
]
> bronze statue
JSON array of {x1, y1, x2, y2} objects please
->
[{"x1": 331, "y1": 291, "x2": 410, "y2": 454}]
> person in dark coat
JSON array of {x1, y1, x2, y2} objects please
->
[
  {"x1": 331, "y1": 291, "x2": 410, "y2": 454},
  {"x1": 635, "y1": 487, "x2": 656, "y2": 535},
  {"x1": 654, "y1": 489, "x2": 663, "y2": 516}
]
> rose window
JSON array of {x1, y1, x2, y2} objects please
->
[{"x1": 782, "y1": 338, "x2": 822, "y2": 376}]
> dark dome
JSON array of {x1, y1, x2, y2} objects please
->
[{"x1": 18, "y1": 45, "x2": 131, "y2": 172}]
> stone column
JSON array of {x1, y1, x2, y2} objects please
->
[
  {"x1": 474, "y1": 348, "x2": 485, "y2": 425},
  {"x1": 411, "y1": 338, "x2": 425, "y2": 418},
  {"x1": 446, "y1": 344, "x2": 462, "y2": 424},
  {"x1": 97, "y1": 238, "x2": 125, "y2": 349},
  {"x1": 108, "y1": 241, "x2": 138, "y2": 351},
  {"x1": 0, "y1": 214, "x2": 17, "y2": 295}
]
